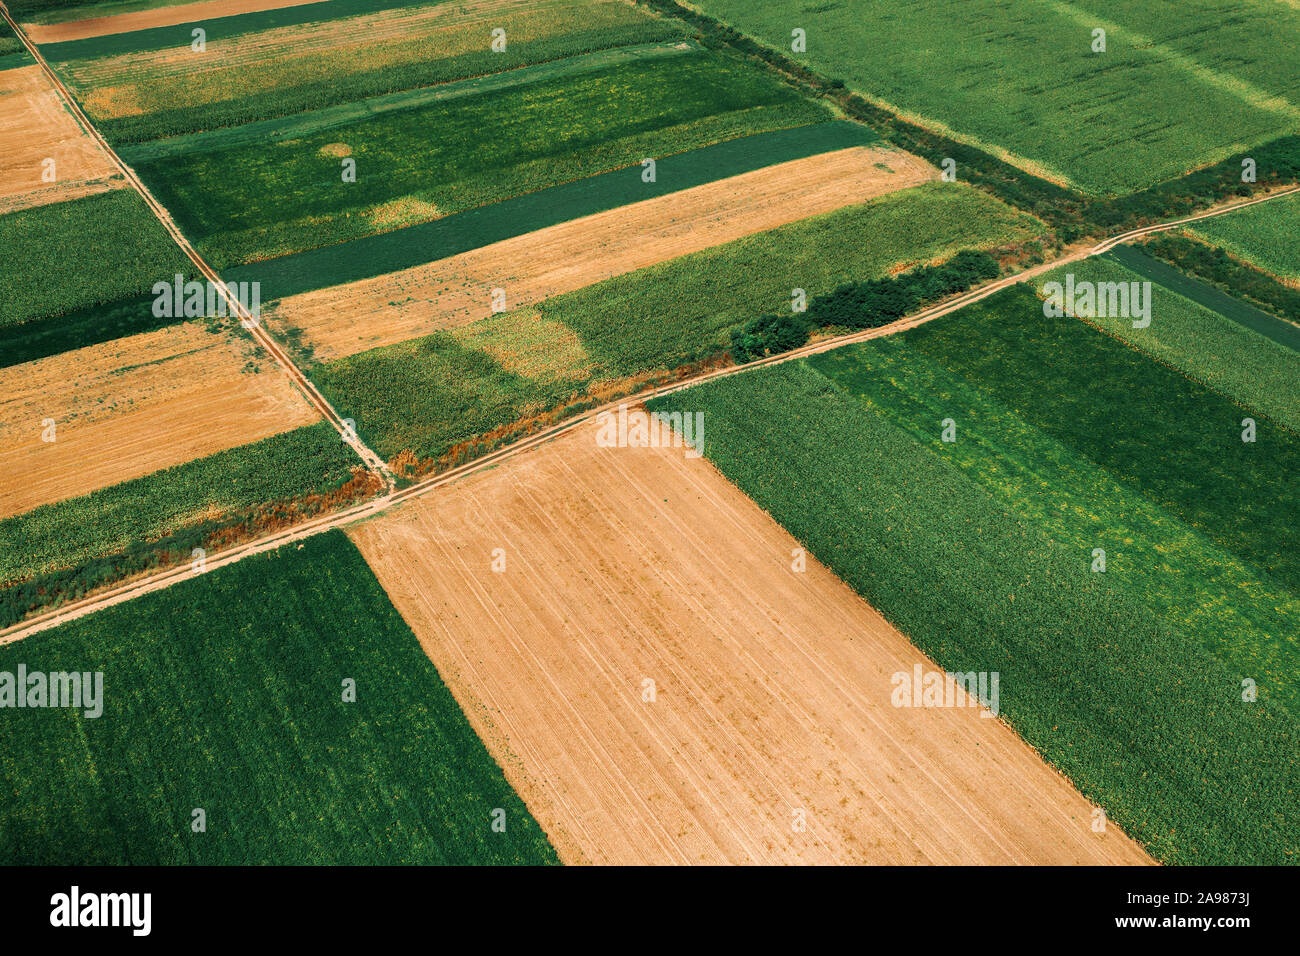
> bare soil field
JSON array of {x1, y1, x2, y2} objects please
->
[
  {"x1": 349, "y1": 421, "x2": 1152, "y2": 865},
  {"x1": 0, "y1": 322, "x2": 318, "y2": 518},
  {"x1": 23, "y1": 0, "x2": 323, "y2": 44},
  {"x1": 0, "y1": 65, "x2": 120, "y2": 212},
  {"x1": 270, "y1": 146, "x2": 936, "y2": 360}
]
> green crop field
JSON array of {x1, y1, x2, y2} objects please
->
[
  {"x1": 310, "y1": 182, "x2": 1040, "y2": 464},
  {"x1": 69, "y1": 0, "x2": 689, "y2": 144},
  {"x1": 1035, "y1": 257, "x2": 1300, "y2": 432},
  {"x1": 1187, "y1": 193, "x2": 1300, "y2": 282},
  {"x1": 646, "y1": 313, "x2": 1300, "y2": 864},
  {"x1": 135, "y1": 50, "x2": 832, "y2": 267},
  {"x1": 691, "y1": 0, "x2": 1300, "y2": 196},
  {"x1": 0, "y1": 190, "x2": 192, "y2": 346},
  {"x1": 0, "y1": 530, "x2": 558, "y2": 865},
  {"x1": 0, "y1": 423, "x2": 362, "y2": 626},
  {"x1": 0, "y1": 17, "x2": 23, "y2": 58}
]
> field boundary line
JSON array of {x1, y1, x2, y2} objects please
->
[
  {"x1": 2, "y1": 34, "x2": 1296, "y2": 641},
  {"x1": 0, "y1": 2, "x2": 395, "y2": 487}
]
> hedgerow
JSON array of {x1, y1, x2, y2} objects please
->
[
  {"x1": 313, "y1": 185, "x2": 1037, "y2": 462},
  {"x1": 1140, "y1": 234, "x2": 1300, "y2": 324},
  {"x1": 0, "y1": 530, "x2": 559, "y2": 865},
  {"x1": 730, "y1": 250, "x2": 1000, "y2": 362}
]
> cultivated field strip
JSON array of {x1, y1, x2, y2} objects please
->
[
  {"x1": 0, "y1": 5, "x2": 393, "y2": 480},
  {"x1": 349, "y1": 424, "x2": 1152, "y2": 865},
  {"x1": 1, "y1": 147, "x2": 1294, "y2": 644},
  {"x1": 0, "y1": 322, "x2": 319, "y2": 518},
  {"x1": 0, "y1": 63, "x2": 119, "y2": 211},
  {"x1": 268, "y1": 145, "x2": 936, "y2": 360},
  {"x1": 24, "y1": 0, "x2": 325, "y2": 44}
]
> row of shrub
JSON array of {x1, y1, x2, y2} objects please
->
[
  {"x1": 1141, "y1": 233, "x2": 1300, "y2": 323},
  {"x1": 730, "y1": 250, "x2": 1000, "y2": 362},
  {"x1": 641, "y1": 0, "x2": 1300, "y2": 240}
]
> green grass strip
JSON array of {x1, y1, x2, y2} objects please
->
[
  {"x1": 0, "y1": 422, "x2": 356, "y2": 586},
  {"x1": 646, "y1": 359, "x2": 1300, "y2": 865},
  {"x1": 226, "y1": 120, "x2": 877, "y2": 301},
  {"x1": 1107, "y1": 245, "x2": 1300, "y2": 352},
  {"x1": 1187, "y1": 192, "x2": 1300, "y2": 281},
  {"x1": 1037, "y1": 257, "x2": 1300, "y2": 433},
  {"x1": 0, "y1": 529, "x2": 559, "y2": 865},
  {"x1": 893, "y1": 284, "x2": 1300, "y2": 591},
  {"x1": 119, "y1": 40, "x2": 700, "y2": 164}
]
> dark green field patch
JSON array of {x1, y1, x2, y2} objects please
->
[
  {"x1": 0, "y1": 190, "x2": 193, "y2": 349},
  {"x1": 226, "y1": 121, "x2": 878, "y2": 301},
  {"x1": 0, "y1": 530, "x2": 558, "y2": 865},
  {"x1": 137, "y1": 51, "x2": 831, "y2": 267},
  {"x1": 1107, "y1": 244, "x2": 1300, "y2": 352},
  {"x1": 646, "y1": 360, "x2": 1300, "y2": 865},
  {"x1": 898, "y1": 284, "x2": 1300, "y2": 589}
]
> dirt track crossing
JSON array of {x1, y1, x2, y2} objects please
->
[
  {"x1": 3, "y1": 183, "x2": 1297, "y2": 644},
  {"x1": 2, "y1": 0, "x2": 1297, "y2": 642}
]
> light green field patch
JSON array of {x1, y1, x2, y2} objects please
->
[
  {"x1": 1187, "y1": 192, "x2": 1300, "y2": 281},
  {"x1": 693, "y1": 0, "x2": 1300, "y2": 194},
  {"x1": 1037, "y1": 257, "x2": 1300, "y2": 431}
]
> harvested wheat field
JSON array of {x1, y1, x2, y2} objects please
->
[
  {"x1": 349, "y1": 420, "x2": 1152, "y2": 866},
  {"x1": 0, "y1": 66, "x2": 120, "y2": 213},
  {"x1": 23, "y1": 0, "x2": 323, "y2": 44},
  {"x1": 270, "y1": 146, "x2": 935, "y2": 360},
  {"x1": 0, "y1": 322, "x2": 318, "y2": 518}
]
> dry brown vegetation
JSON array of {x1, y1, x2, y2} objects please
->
[{"x1": 0, "y1": 322, "x2": 319, "y2": 518}]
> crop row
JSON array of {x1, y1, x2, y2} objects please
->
[
  {"x1": 0, "y1": 530, "x2": 558, "y2": 864},
  {"x1": 136, "y1": 51, "x2": 831, "y2": 267},
  {"x1": 75, "y1": 0, "x2": 688, "y2": 144},
  {"x1": 645, "y1": 356, "x2": 1300, "y2": 865},
  {"x1": 0, "y1": 190, "x2": 193, "y2": 336},
  {"x1": 0, "y1": 423, "x2": 362, "y2": 623},
  {"x1": 1035, "y1": 257, "x2": 1300, "y2": 433},
  {"x1": 312, "y1": 183, "x2": 1038, "y2": 464}
]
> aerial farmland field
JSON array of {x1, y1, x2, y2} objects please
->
[
  {"x1": 689, "y1": 0, "x2": 1300, "y2": 195},
  {"x1": 0, "y1": 0, "x2": 1296, "y2": 921}
]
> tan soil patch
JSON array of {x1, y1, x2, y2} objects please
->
[
  {"x1": 317, "y1": 142, "x2": 352, "y2": 159},
  {"x1": 0, "y1": 66, "x2": 120, "y2": 211},
  {"x1": 348, "y1": 422, "x2": 1153, "y2": 865},
  {"x1": 24, "y1": 0, "x2": 324, "y2": 44},
  {"x1": 270, "y1": 146, "x2": 937, "y2": 361},
  {"x1": 0, "y1": 323, "x2": 318, "y2": 519}
]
